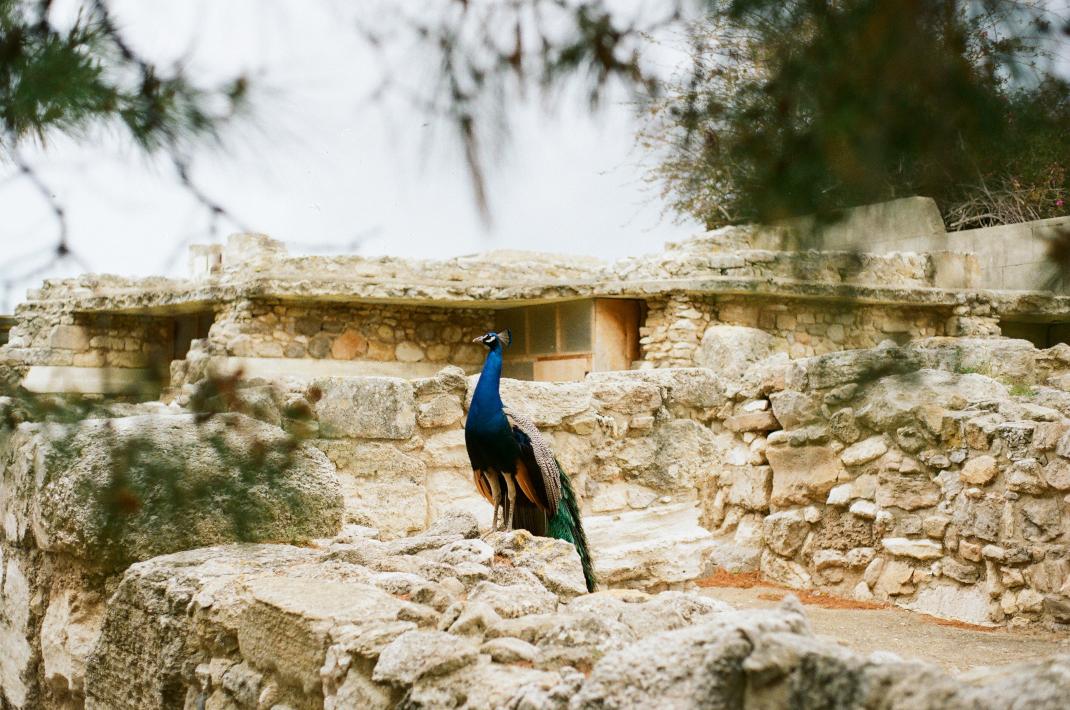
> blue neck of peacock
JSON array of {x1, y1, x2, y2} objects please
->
[{"x1": 471, "y1": 344, "x2": 504, "y2": 417}]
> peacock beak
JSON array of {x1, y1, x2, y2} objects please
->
[{"x1": 472, "y1": 336, "x2": 485, "y2": 342}]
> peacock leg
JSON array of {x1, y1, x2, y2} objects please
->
[
  {"x1": 503, "y1": 473, "x2": 517, "y2": 531},
  {"x1": 484, "y1": 472, "x2": 502, "y2": 536}
]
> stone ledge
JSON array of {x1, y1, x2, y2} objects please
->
[
  {"x1": 208, "y1": 356, "x2": 481, "y2": 381},
  {"x1": 21, "y1": 366, "x2": 157, "y2": 395}
]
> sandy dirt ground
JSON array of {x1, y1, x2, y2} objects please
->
[{"x1": 695, "y1": 576, "x2": 1070, "y2": 673}]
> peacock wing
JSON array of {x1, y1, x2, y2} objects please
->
[{"x1": 504, "y1": 406, "x2": 562, "y2": 513}]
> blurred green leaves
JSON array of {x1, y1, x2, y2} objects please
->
[
  {"x1": 0, "y1": 0, "x2": 247, "y2": 154},
  {"x1": 644, "y1": 0, "x2": 1070, "y2": 232}
]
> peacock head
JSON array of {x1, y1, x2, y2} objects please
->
[{"x1": 473, "y1": 330, "x2": 512, "y2": 350}]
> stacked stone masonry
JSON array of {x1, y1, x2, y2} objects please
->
[{"x1": 208, "y1": 299, "x2": 493, "y2": 366}]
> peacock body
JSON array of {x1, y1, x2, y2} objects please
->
[{"x1": 465, "y1": 330, "x2": 596, "y2": 592}]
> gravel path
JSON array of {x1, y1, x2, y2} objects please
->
[{"x1": 698, "y1": 582, "x2": 1070, "y2": 673}]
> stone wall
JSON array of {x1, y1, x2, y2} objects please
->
[
  {"x1": 702, "y1": 335, "x2": 1070, "y2": 628},
  {"x1": 206, "y1": 299, "x2": 493, "y2": 368},
  {"x1": 640, "y1": 294, "x2": 951, "y2": 367},
  {"x1": 4, "y1": 307, "x2": 174, "y2": 370},
  {"x1": 281, "y1": 365, "x2": 725, "y2": 589}
]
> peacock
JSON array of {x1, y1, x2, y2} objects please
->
[{"x1": 464, "y1": 329, "x2": 596, "y2": 592}]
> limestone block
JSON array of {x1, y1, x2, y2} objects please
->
[
  {"x1": 768, "y1": 391, "x2": 820, "y2": 430},
  {"x1": 28, "y1": 414, "x2": 342, "y2": 568},
  {"x1": 855, "y1": 370, "x2": 1007, "y2": 431},
  {"x1": 394, "y1": 342, "x2": 425, "y2": 363},
  {"x1": 617, "y1": 368, "x2": 727, "y2": 411},
  {"x1": 481, "y1": 637, "x2": 538, "y2": 664},
  {"x1": 766, "y1": 445, "x2": 846, "y2": 506},
  {"x1": 330, "y1": 329, "x2": 368, "y2": 359},
  {"x1": 799, "y1": 345, "x2": 921, "y2": 391},
  {"x1": 474, "y1": 378, "x2": 591, "y2": 427},
  {"x1": 762, "y1": 511, "x2": 809, "y2": 558},
  {"x1": 467, "y1": 581, "x2": 557, "y2": 619},
  {"x1": 903, "y1": 582, "x2": 992, "y2": 625},
  {"x1": 415, "y1": 395, "x2": 463, "y2": 429},
  {"x1": 724, "y1": 410, "x2": 780, "y2": 433},
  {"x1": 585, "y1": 503, "x2": 716, "y2": 587},
  {"x1": 422, "y1": 430, "x2": 470, "y2": 469},
  {"x1": 873, "y1": 559, "x2": 915, "y2": 597},
  {"x1": 314, "y1": 377, "x2": 416, "y2": 439},
  {"x1": 696, "y1": 325, "x2": 776, "y2": 379},
  {"x1": 340, "y1": 475, "x2": 427, "y2": 539},
  {"x1": 425, "y1": 471, "x2": 493, "y2": 532},
  {"x1": 726, "y1": 466, "x2": 772, "y2": 512},
  {"x1": 759, "y1": 549, "x2": 812, "y2": 588},
  {"x1": 1042, "y1": 457, "x2": 1070, "y2": 490},
  {"x1": 1006, "y1": 458, "x2": 1046, "y2": 494},
  {"x1": 372, "y1": 630, "x2": 479, "y2": 686},
  {"x1": 875, "y1": 471, "x2": 940, "y2": 511},
  {"x1": 489, "y1": 530, "x2": 588, "y2": 599},
  {"x1": 586, "y1": 375, "x2": 662, "y2": 414},
  {"x1": 960, "y1": 455, "x2": 999, "y2": 486},
  {"x1": 849, "y1": 500, "x2": 878, "y2": 519},
  {"x1": 40, "y1": 587, "x2": 105, "y2": 695},
  {"x1": 840, "y1": 436, "x2": 888, "y2": 467},
  {"x1": 1019, "y1": 498, "x2": 1063, "y2": 542},
  {"x1": 828, "y1": 407, "x2": 861, "y2": 444},
  {"x1": 882, "y1": 537, "x2": 943, "y2": 560},
  {"x1": 648, "y1": 419, "x2": 717, "y2": 492},
  {"x1": 48, "y1": 325, "x2": 90, "y2": 351}
]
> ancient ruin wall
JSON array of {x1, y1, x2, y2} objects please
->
[
  {"x1": 4, "y1": 306, "x2": 174, "y2": 370},
  {"x1": 640, "y1": 293, "x2": 951, "y2": 367},
  {"x1": 206, "y1": 299, "x2": 494, "y2": 367},
  {"x1": 702, "y1": 336, "x2": 1070, "y2": 628}
]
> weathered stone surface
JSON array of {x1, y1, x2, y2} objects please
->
[
  {"x1": 841, "y1": 436, "x2": 888, "y2": 467},
  {"x1": 960, "y1": 455, "x2": 999, "y2": 486},
  {"x1": 415, "y1": 395, "x2": 463, "y2": 429},
  {"x1": 314, "y1": 377, "x2": 416, "y2": 439},
  {"x1": 873, "y1": 558, "x2": 915, "y2": 597},
  {"x1": 696, "y1": 325, "x2": 777, "y2": 379},
  {"x1": 769, "y1": 391, "x2": 820, "y2": 430},
  {"x1": 480, "y1": 636, "x2": 538, "y2": 664},
  {"x1": 585, "y1": 503, "x2": 717, "y2": 587},
  {"x1": 28, "y1": 414, "x2": 343, "y2": 567},
  {"x1": 763, "y1": 511, "x2": 809, "y2": 558},
  {"x1": 904, "y1": 582, "x2": 992, "y2": 626},
  {"x1": 40, "y1": 587, "x2": 105, "y2": 697},
  {"x1": 372, "y1": 630, "x2": 479, "y2": 685},
  {"x1": 725, "y1": 410, "x2": 780, "y2": 433},
  {"x1": 475, "y1": 379, "x2": 592, "y2": 427},
  {"x1": 876, "y1": 471, "x2": 941, "y2": 511},
  {"x1": 1042, "y1": 457, "x2": 1070, "y2": 490},
  {"x1": 468, "y1": 581, "x2": 558, "y2": 619},
  {"x1": 488, "y1": 530, "x2": 588, "y2": 599},
  {"x1": 855, "y1": 370, "x2": 1007, "y2": 430},
  {"x1": 766, "y1": 445, "x2": 846, "y2": 506},
  {"x1": 760, "y1": 550, "x2": 812, "y2": 588},
  {"x1": 726, "y1": 466, "x2": 772, "y2": 511},
  {"x1": 882, "y1": 537, "x2": 943, "y2": 560}
]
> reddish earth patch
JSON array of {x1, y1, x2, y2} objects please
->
[
  {"x1": 698, "y1": 571, "x2": 1001, "y2": 628},
  {"x1": 756, "y1": 590, "x2": 887, "y2": 611},
  {"x1": 694, "y1": 570, "x2": 764, "y2": 589},
  {"x1": 917, "y1": 614, "x2": 998, "y2": 632}
]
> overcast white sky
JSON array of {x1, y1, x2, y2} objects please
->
[{"x1": 0, "y1": 1, "x2": 701, "y2": 310}]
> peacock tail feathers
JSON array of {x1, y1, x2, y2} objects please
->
[{"x1": 547, "y1": 458, "x2": 596, "y2": 593}]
